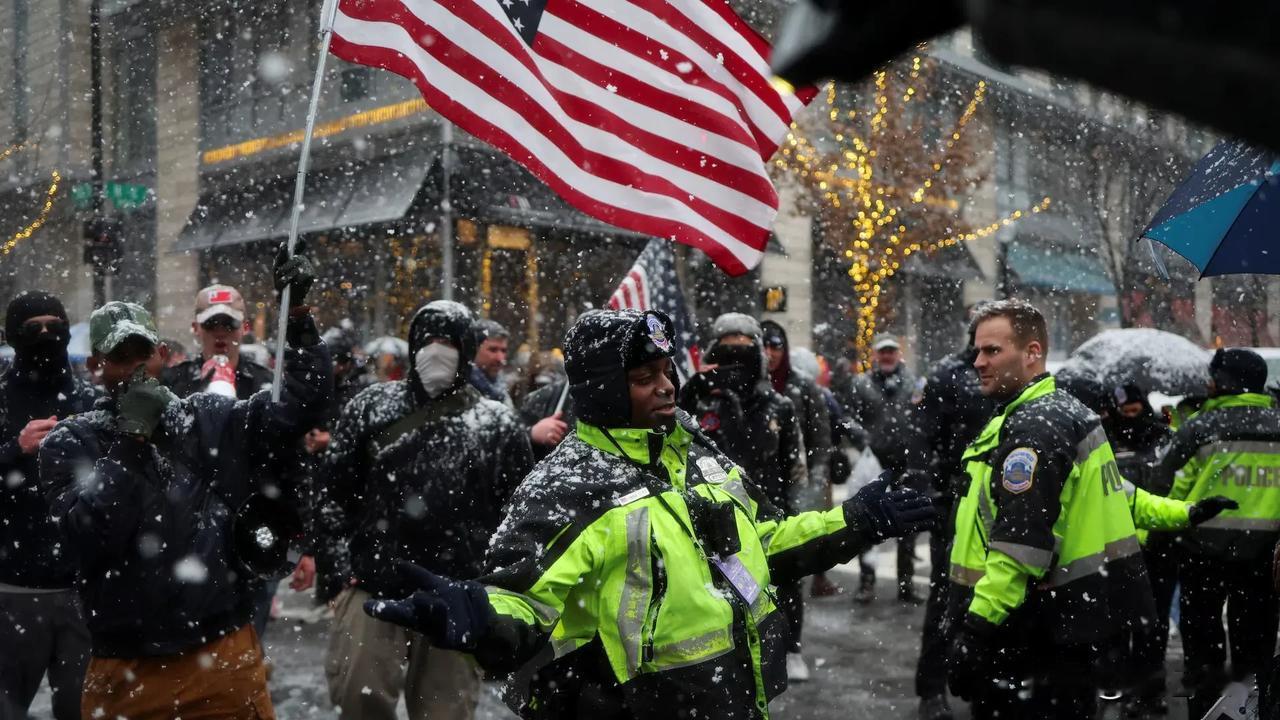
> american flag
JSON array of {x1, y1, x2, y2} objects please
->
[
  {"x1": 329, "y1": 0, "x2": 813, "y2": 276},
  {"x1": 609, "y1": 238, "x2": 700, "y2": 376}
]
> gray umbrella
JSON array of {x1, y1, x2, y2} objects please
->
[{"x1": 1057, "y1": 328, "x2": 1211, "y2": 396}]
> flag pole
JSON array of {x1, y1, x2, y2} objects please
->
[
  {"x1": 272, "y1": 0, "x2": 340, "y2": 402},
  {"x1": 440, "y1": 120, "x2": 455, "y2": 301}
]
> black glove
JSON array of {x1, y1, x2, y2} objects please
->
[
  {"x1": 273, "y1": 240, "x2": 316, "y2": 307},
  {"x1": 115, "y1": 367, "x2": 177, "y2": 439},
  {"x1": 1188, "y1": 495, "x2": 1239, "y2": 525},
  {"x1": 363, "y1": 562, "x2": 494, "y2": 651},
  {"x1": 947, "y1": 613, "x2": 998, "y2": 700},
  {"x1": 842, "y1": 472, "x2": 938, "y2": 543}
]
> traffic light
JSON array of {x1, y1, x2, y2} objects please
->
[{"x1": 83, "y1": 217, "x2": 123, "y2": 273}]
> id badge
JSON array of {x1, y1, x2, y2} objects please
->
[{"x1": 711, "y1": 554, "x2": 760, "y2": 606}]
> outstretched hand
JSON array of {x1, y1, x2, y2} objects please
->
[
  {"x1": 363, "y1": 562, "x2": 495, "y2": 651},
  {"x1": 843, "y1": 472, "x2": 938, "y2": 543},
  {"x1": 1188, "y1": 495, "x2": 1239, "y2": 526}
]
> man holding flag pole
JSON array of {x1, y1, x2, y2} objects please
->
[{"x1": 268, "y1": 0, "x2": 829, "y2": 715}]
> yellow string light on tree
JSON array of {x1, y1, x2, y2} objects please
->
[
  {"x1": 3, "y1": 170, "x2": 60, "y2": 255},
  {"x1": 773, "y1": 58, "x2": 1051, "y2": 371}
]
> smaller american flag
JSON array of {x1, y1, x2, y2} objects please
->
[{"x1": 608, "y1": 239, "x2": 700, "y2": 377}]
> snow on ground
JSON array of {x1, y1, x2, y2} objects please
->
[{"x1": 31, "y1": 539, "x2": 1190, "y2": 720}]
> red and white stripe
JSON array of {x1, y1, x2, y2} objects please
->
[
  {"x1": 608, "y1": 268, "x2": 651, "y2": 310},
  {"x1": 330, "y1": 0, "x2": 813, "y2": 275}
]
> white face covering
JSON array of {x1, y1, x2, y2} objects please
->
[{"x1": 415, "y1": 343, "x2": 460, "y2": 397}]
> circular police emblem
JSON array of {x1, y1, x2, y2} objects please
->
[
  {"x1": 646, "y1": 314, "x2": 673, "y2": 352},
  {"x1": 700, "y1": 412, "x2": 721, "y2": 432},
  {"x1": 1002, "y1": 447, "x2": 1038, "y2": 494}
]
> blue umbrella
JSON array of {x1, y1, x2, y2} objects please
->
[{"x1": 1142, "y1": 140, "x2": 1280, "y2": 276}]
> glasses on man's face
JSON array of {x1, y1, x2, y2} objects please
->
[
  {"x1": 200, "y1": 316, "x2": 239, "y2": 333},
  {"x1": 18, "y1": 319, "x2": 68, "y2": 339}
]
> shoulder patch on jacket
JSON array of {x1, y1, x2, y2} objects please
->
[{"x1": 1002, "y1": 447, "x2": 1038, "y2": 494}]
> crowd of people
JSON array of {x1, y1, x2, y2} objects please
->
[{"x1": 0, "y1": 246, "x2": 1277, "y2": 720}]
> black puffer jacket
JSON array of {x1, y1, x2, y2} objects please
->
[
  {"x1": 838, "y1": 364, "x2": 918, "y2": 474},
  {"x1": 39, "y1": 323, "x2": 330, "y2": 657},
  {"x1": 909, "y1": 349, "x2": 993, "y2": 496},
  {"x1": 680, "y1": 379, "x2": 806, "y2": 514},
  {"x1": 324, "y1": 381, "x2": 534, "y2": 597},
  {"x1": 0, "y1": 366, "x2": 99, "y2": 588}
]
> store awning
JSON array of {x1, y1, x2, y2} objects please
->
[
  {"x1": 175, "y1": 149, "x2": 430, "y2": 252},
  {"x1": 448, "y1": 145, "x2": 650, "y2": 239},
  {"x1": 1007, "y1": 241, "x2": 1116, "y2": 295}
]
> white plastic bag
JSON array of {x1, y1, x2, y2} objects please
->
[{"x1": 849, "y1": 448, "x2": 883, "y2": 493}]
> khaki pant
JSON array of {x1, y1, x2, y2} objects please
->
[
  {"x1": 81, "y1": 623, "x2": 274, "y2": 720},
  {"x1": 325, "y1": 587, "x2": 481, "y2": 720}
]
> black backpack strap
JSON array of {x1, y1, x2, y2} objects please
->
[{"x1": 367, "y1": 386, "x2": 480, "y2": 459}]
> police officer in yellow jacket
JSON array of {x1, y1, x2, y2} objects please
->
[
  {"x1": 1154, "y1": 347, "x2": 1280, "y2": 717},
  {"x1": 945, "y1": 300, "x2": 1156, "y2": 720},
  {"x1": 360, "y1": 309, "x2": 937, "y2": 719}
]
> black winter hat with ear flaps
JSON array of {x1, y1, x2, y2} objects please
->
[{"x1": 564, "y1": 309, "x2": 678, "y2": 428}]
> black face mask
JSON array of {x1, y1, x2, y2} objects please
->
[
  {"x1": 704, "y1": 344, "x2": 761, "y2": 395},
  {"x1": 12, "y1": 320, "x2": 71, "y2": 379},
  {"x1": 706, "y1": 365, "x2": 756, "y2": 396}
]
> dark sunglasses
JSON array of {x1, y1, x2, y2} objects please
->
[
  {"x1": 200, "y1": 316, "x2": 240, "y2": 332},
  {"x1": 18, "y1": 318, "x2": 68, "y2": 338}
]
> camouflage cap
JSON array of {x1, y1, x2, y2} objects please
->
[{"x1": 89, "y1": 301, "x2": 160, "y2": 355}]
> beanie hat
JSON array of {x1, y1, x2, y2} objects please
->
[
  {"x1": 565, "y1": 309, "x2": 677, "y2": 427},
  {"x1": 1210, "y1": 347, "x2": 1269, "y2": 395},
  {"x1": 6, "y1": 290, "x2": 68, "y2": 343},
  {"x1": 709, "y1": 313, "x2": 761, "y2": 344}
]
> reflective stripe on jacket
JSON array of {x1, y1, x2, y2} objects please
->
[{"x1": 1161, "y1": 392, "x2": 1280, "y2": 560}]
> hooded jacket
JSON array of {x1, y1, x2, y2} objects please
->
[
  {"x1": 758, "y1": 321, "x2": 831, "y2": 487},
  {"x1": 324, "y1": 301, "x2": 535, "y2": 597},
  {"x1": 38, "y1": 316, "x2": 330, "y2": 657},
  {"x1": 0, "y1": 292, "x2": 100, "y2": 588},
  {"x1": 679, "y1": 314, "x2": 807, "y2": 513}
]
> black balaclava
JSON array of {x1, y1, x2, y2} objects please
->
[
  {"x1": 6, "y1": 291, "x2": 71, "y2": 383},
  {"x1": 565, "y1": 309, "x2": 678, "y2": 428},
  {"x1": 704, "y1": 312, "x2": 766, "y2": 396},
  {"x1": 1210, "y1": 348, "x2": 1269, "y2": 396},
  {"x1": 1109, "y1": 382, "x2": 1161, "y2": 446},
  {"x1": 406, "y1": 300, "x2": 477, "y2": 400}
]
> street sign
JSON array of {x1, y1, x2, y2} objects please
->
[{"x1": 71, "y1": 182, "x2": 150, "y2": 210}]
